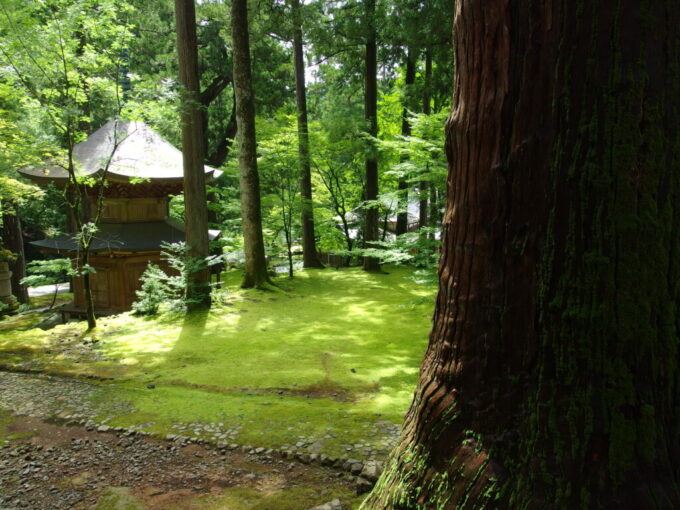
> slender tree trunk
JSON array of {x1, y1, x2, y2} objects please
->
[
  {"x1": 175, "y1": 0, "x2": 211, "y2": 308},
  {"x1": 231, "y1": 0, "x2": 270, "y2": 288},
  {"x1": 418, "y1": 167, "x2": 428, "y2": 232},
  {"x1": 49, "y1": 284, "x2": 59, "y2": 310},
  {"x1": 81, "y1": 249, "x2": 95, "y2": 329},
  {"x1": 396, "y1": 48, "x2": 416, "y2": 236},
  {"x1": 381, "y1": 207, "x2": 389, "y2": 242},
  {"x1": 419, "y1": 48, "x2": 432, "y2": 232},
  {"x1": 2, "y1": 204, "x2": 27, "y2": 304},
  {"x1": 428, "y1": 184, "x2": 438, "y2": 242},
  {"x1": 342, "y1": 223, "x2": 352, "y2": 253},
  {"x1": 292, "y1": 0, "x2": 323, "y2": 269},
  {"x1": 286, "y1": 232, "x2": 293, "y2": 278},
  {"x1": 362, "y1": 0, "x2": 380, "y2": 271},
  {"x1": 64, "y1": 144, "x2": 97, "y2": 329},
  {"x1": 362, "y1": 1, "x2": 680, "y2": 509}
]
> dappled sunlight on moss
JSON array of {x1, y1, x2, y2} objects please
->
[
  {"x1": 99, "y1": 328, "x2": 178, "y2": 361},
  {"x1": 0, "y1": 266, "x2": 435, "y2": 455}
]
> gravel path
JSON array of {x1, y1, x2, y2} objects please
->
[
  {"x1": 0, "y1": 371, "x2": 386, "y2": 508},
  {"x1": 0, "y1": 371, "x2": 131, "y2": 426},
  {"x1": 0, "y1": 414, "x2": 355, "y2": 510}
]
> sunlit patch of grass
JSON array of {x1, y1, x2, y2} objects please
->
[{"x1": 0, "y1": 266, "x2": 435, "y2": 455}]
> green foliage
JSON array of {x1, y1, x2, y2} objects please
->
[
  {"x1": 378, "y1": 109, "x2": 448, "y2": 194},
  {"x1": 258, "y1": 114, "x2": 302, "y2": 275},
  {"x1": 310, "y1": 118, "x2": 365, "y2": 252},
  {"x1": 0, "y1": 0, "x2": 454, "y2": 282},
  {"x1": 131, "y1": 263, "x2": 171, "y2": 315},
  {"x1": 20, "y1": 257, "x2": 72, "y2": 309},
  {"x1": 0, "y1": 249, "x2": 17, "y2": 263},
  {"x1": 132, "y1": 242, "x2": 218, "y2": 315},
  {"x1": 0, "y1": 0, "x2": 134, "y2": 134},
  {"x1": 20, "y1": 258, "x2": 71, "y2": 287},
  {"x1": 358, "y1": 228, "x2": 440, "y2": 290}
]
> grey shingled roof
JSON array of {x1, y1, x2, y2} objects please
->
[
  {"x1": 19, "y1": 120, "x2": 220, "y2": 183},
  {"x1": 32, "y1": 220, "x2": 221, "y2": 253}
]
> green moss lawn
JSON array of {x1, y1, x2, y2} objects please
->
[{"x1": 0, "y1": 266, "x2": 434, "y2": 458}]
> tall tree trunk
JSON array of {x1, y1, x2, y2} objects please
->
[
  {"x1": 292, "y1": 0, "x2": 323, "y2": 269},
  {"x1": 2, "y1": 204, "x2": 27, "y2": 304},
  {"x1": 175, "y1": 0, "x2": 211, "y2": 308},
  {"x1": 419, "y1": 48, "x2": 432, "y2": 232},
  {"x1": 231, "y1": 0, "x2": 270, "y2": 288},
  {"x1": 362, "y1": 1, "x2": 680, "y2": 509},
  {"x1": 362, "y1": 0, "x2": 380, "y2": 271},
  {"x1": 396, "y1": 48, "x2": 416, "y2": 236}
]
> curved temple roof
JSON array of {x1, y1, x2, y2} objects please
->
[{"x1": 19, "y1": 120, "x2": 221, "y2": 184}]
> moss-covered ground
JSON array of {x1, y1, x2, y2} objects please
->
[{"x1": 0, "y1": 266, "x2": 434, "y2": 458}]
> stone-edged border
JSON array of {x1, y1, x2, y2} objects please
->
[{"x1": 18, "y1": 412, "x2": 386, "y2": 499}]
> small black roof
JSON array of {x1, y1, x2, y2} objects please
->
[{"x1": 31, "y1": 220, "x2": 221, "y2": 254}]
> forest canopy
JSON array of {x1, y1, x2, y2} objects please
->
[{"x1": 0, "y1": 0, "x2": 452, "y2": 281}]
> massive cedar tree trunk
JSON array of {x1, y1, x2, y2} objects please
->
[
  {"x1": 292, "y1": 0, "x2": 323, "y2": 269},
  {"x1": 2, "y1": 204, "x2": 27, "y2": 304},
  {"x1": 362, "y1": 0, "x2": 380, "y2": 271},
  {"x1": 362, "y1": 1, "x2": 680, "y2": 509},
  {"x1": 175, "y1": 0, "x2": 211, "y2": 307},
  {"x1": 231, "y1": 0, "x2": 270, "y2": 288},
  {"x1": 395, "y1": 47, "x2": 416, "y2": 236}
]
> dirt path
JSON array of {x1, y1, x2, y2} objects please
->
[{"x1": 0, "y1": 372, "x2": 367, "y2": 509}]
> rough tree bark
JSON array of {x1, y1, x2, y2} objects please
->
[
  {"x1": 418, "y1": 47, "x2": 432, "y2": 232},
  {"x1": 362, "y1": 0, "x2": 380, "y2": 271},
  {"x1": 231, "y1": 0, "x2": 271, "y2": 288},
  {"x1": 292, "y1": 0, "x2": 323, "y2": 269},
  {"x1": 175, "y1": 0, "x2": 211, "y2": 307},
  {"x1": 2, "y1": 204, "x2": 27, "y2": 304},
  {"x1": 362, "y1": 1, "x2": 680, "y2": 508},
  {"x1": 395, "y1": 47, "x2": 416, "y2": 236}
]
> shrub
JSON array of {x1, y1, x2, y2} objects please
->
[
  {"x1": 131, "y1": 264, "x2": 170, "y2": 315},
  {"x1": 21, "y1": 258, "x2": 72, "y2": 309},
  {"x1": 0, "y1": 249, "x2": 18, "y2": 263},
  {"x1": 132, "y1": 242, "x2": 221, "y2": 315}
]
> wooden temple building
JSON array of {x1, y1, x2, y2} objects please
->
[{"x1": 19, "y1": 120, "x2": 221, "y2": 314}]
